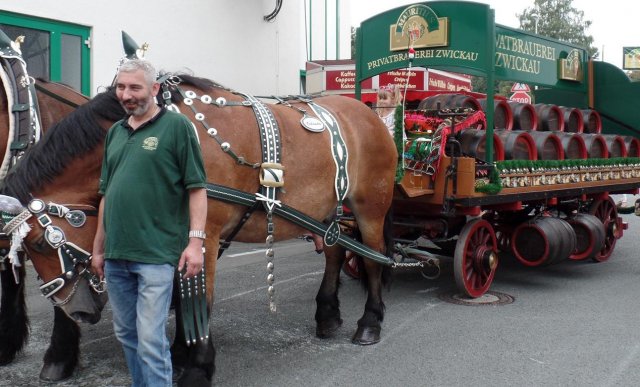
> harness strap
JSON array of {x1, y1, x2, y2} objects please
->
[
  {"x1": 34, "y1": 82, "x2": 85, "y2": 109},
  {"x1": 0, "y1": 41, "x2": 42, "y2": 179},
  {"x1": 205, "y1": 183, "x2": 394, "y2": 267},
  {"x1": 217, "y1": 201, "x2": 261, "y2": 258},
  {"x1": 239, "y1": 93, "x2": 282, "y2": 212},
  {"x1": 306, "y1": 102, "x2": 350, "y2": 246}
]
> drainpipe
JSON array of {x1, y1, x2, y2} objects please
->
[{"x1": 336, "y1": 0, "x2": 340, "y2": 59}]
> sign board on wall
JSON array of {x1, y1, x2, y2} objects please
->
[
  {"x1": 325, "y1": 69, "x2": 372, "y2": 90},
  {"x1": 623, "y1": 47, "x2": 640, "y2": 70},
  {"x1": 378, "y1": 69, "x2": 425, "y2": 90}
]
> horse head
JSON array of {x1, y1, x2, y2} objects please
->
[
  {"x1": 0, "y1": 87, "x2": 123, "y2": 323},
  {"x1": 0, "y1": 194, "x2": 106, "y2": 323}
]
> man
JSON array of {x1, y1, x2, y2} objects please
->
[{"x1": 91, "y1": 59, "x2": 207, "y2": 387}]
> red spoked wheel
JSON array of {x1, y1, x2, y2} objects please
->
[
  {"x1": 341, "y1": 251, "x2": 360, "y2": 279},
  {"x1": 588, "y1": 197, "x2": 621, "y2": 262},
  {"x1": 454, "y1": 219, "x2": 499, "y2": 298}
]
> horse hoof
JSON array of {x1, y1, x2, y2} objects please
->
[
  {"x1": 39, "y1": 363, "x2": 73, "y2": 382},
  {"x1": 0, "y1": 352, "x2": 15, "y2": 366},
  {"x1": 173, "y1": 365, "x2": 185, "y2": 383},
  {"x1": 351, "y1": 326, "x2": 381, "y2": 345},
  {"x1": 315, "y1": 318, "x2": 343, "y2": 338},
  {"x1": 177, "y1": 367, "x2": 211, "y2": 387}
]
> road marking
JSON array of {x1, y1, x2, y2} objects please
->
[
  {"x1": 226, "y1": 241, "x2": 308, "y2": 257},
  {"x1": 216, "y1": 270, "x2": 325, "y2": 303},
  {"x1": 602, "y1": 343, "x2": 640, "y2": 387},
  {"x1": 227, "y1": 249, "x2": 265, "y2": 257}
]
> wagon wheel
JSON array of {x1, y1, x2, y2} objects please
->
[
  {"x1": 454, "y1": 219, "x2": 499, "y2": 298},
  {"x1": 588, "y1": 197, "x2": 621, "y2": 262},
  {"x1": 341, "y1": 250, "x2": 360, "y2": 279}
]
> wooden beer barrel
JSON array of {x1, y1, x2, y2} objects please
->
[
  {"x1": 558, "y1": 106, "x2": 584, "y2": 133},
  {"x1": 623, "y1": 136, "x2": 640, "y2": 157},
  {"x1": 534, "y1": 104, "x2": 565, "y2": 131},
  {"x1": 418, "y1": 93, "x2": 481, "y2": 111},
  {"x1": 566, "y1": 213, "x2": 605, "y2": 261},
  {"x1": 525, "y1": 131, "x2": 564, "y2": 160},
  {"x1": 512, "y1": 217, "x2": 577, "y2": 267},
  {"x1": 507, "y1": 101, "x2": 538, "y2": 131},
  {"x1": 478, "y1": 98, "x2": 513, "y2": 130},
  {"x1": 458, "y1": 129, "x2": 505, "y2": 161},
  {"x1": 601, "y1": 134, "x2": 627, "y2": 158},
  {"x1": 581, "y1": 133, "x2": 608, "y2": 158},
  {"x1": 495, "y1": 129, "x2": 537, "y2": 160},
  {"x1": 555, "y1": 132, "x2": 587, "y2": 159},
  {"x1": 581, "y1": 109, "x2": 602, "y2": 134}
]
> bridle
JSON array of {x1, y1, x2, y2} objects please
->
[{"x1": 2, "y1": 198, "x2": 106, "y2": 306}]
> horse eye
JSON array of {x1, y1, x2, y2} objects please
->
[{"x1": 29, "y1": 237, "x2": 49, "y2": 253}]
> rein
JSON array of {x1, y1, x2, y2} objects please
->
[{"x1": 2, "y1": 198, "x2": 105, "y2": 305}]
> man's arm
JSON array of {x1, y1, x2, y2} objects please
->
[
  {"x1": 91, "y1": 196, "x2": 106, "y2": 280},
  {"x1": 178, "y1": 187, "x2": 207, "y2": 278}
]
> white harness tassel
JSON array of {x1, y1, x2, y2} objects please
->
[{"x1": 7, "y1": 221, "x2": 30, "y2": 283}]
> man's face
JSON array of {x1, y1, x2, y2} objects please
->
[{"x1": 115, "y1": 69, "x2": 159, "y2": 117}]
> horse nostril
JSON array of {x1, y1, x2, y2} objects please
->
[{"x1": 70, "y1": 311, "x2": 101, "y2": 324}]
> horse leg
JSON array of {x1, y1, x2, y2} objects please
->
[
  {"x1": 315, "y1": 244, "x2": 344, "y2": 338},
  {"x1": 173, "y1": 233, "x2": 218, "y2": 386},
  {"x1": 39, "y1": 306, "x2": 80, "y2": 381},
  {"x1": 350, "y1": 212, "x2": 392, "y2": 345},
  {"x1": 174, "y1": 301, "x2": 215, "y2": 386},
  {"x1": 0, "y1": 263, "x2": 28, "y2": 365}
]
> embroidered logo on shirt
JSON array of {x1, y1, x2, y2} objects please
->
[{"x1": 142, "y1": 137, "x2": 158, "y2": 151}]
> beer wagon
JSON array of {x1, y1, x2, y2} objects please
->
[{"x1": 346, "y1": 1, "x2": 640, "y2": 297}]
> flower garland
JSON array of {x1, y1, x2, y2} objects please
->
[{"x1": 393, "y1": 104, "x2": 405, "y2": 182}]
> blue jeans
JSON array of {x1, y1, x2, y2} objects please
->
[{"x1": 105, "y1": 260, "x2": 174, "y2": 387}]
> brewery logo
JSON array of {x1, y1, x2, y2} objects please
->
[
  {"x1": 559, "y1": 49, "x2": 583, "y2": 82},
  {"x1": 390, "y1": 4, "x2": 449, "y2": 51}
]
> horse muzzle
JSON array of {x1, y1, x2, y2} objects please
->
[{"x1": 60, "y1": 278, "x2": 108, "y2": 324}]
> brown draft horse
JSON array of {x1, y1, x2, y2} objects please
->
[
  {"x1": 0, "y1": 74, "x2": 397, "y2": 385},
  {"x1": 0, "y1": 79, "x2": 112, "y2": 381}
]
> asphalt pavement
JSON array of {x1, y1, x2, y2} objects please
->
[{"x1": 4, "y1": 203, "x2": 640, "y2": 386}]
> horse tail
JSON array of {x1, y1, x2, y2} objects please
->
[
  {"x1": 381, "y1": 207, "x2": 394, "y2": 289},
  {"x1": 0, "y1": 262, "x2": 29, "y2": 364}
]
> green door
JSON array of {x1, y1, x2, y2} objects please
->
[{"x1": 0, "y1": 11, "x2": 90, "y2": 96}]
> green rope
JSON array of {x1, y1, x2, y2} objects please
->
[{"x1": 393, "y1": 105, "x2": 404, "y2": 183}]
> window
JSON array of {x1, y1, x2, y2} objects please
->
[{"x1": 0, "y1": 11, "x2": 90, "y2": 95}]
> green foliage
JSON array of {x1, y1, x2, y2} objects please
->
[
  {"x1": 470, "y1": 76, "x2": 513, "y2": 98},
  {"x1": 495, "y1": 157, "x2": 640, "y2": 172},
  {"x1": 393, "y1": 105, "x2": 405, "y2": 182},
  {"x1": 518, "y1": 0, "x2": 598, "y2": 59}
]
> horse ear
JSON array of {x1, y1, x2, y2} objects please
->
[
  {"x1": 121, "y1": 31, "x2": 140, "y2": 59},
  {"x1": 0, "y1": 195, "x2": 25, "y2": 215}
]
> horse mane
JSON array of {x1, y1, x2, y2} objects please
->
[
  {"x1": 1, "y1": 87, "x2": 125, "y2": 203},
  {"x1": 163, "y1": 73, "x2": 231, "y2": 104}
]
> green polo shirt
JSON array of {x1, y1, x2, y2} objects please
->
[{"x1": 99, "y1": 109, "x2": 206, "y2": 265}]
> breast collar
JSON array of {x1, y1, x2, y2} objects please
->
[{"x1": 122, "y1": 106, "x2": 166, "y2": 132}]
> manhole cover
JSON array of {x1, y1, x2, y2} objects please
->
[{"x1": 438, "y1": 290, "x2": 514, "y2": 306}]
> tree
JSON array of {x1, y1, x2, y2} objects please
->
[{"x1": 517, "y1": 0, "x2": 598, "y2": 59}]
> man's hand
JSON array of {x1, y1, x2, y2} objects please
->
[
  {"x1": 91, "y1": 252, "x2": 105, "y2": 280},
  {"x1": 178, "y1": 240, "x2": 204, "y2": 279}
]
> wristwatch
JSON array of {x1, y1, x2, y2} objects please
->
[{"x1": 189, "y1": 230, "x2": 207, "y2": 240}]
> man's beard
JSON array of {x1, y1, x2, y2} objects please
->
[{"x1": 121, "y1": 96, "x2": 153, "y2": 117}]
